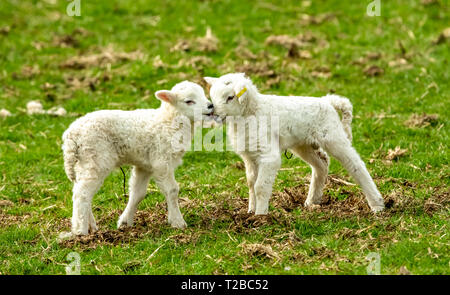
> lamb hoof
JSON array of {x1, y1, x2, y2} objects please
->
[
  {"x1": 371, "y1": 204, "x2": 385, "y2": 213},
  {"x1": 117, "y1": 215, "x2": 133, "y2": 229},
  {"x1": 248, "y1": 202, "x2": 256, "y2": 214},
  {"x1": 169, "y1": 218, "x2": 187, "y2": 229},
  {"x1": 70, "y1": 222, "x2": 89, "y2": 236},
  {"x1": 304, "y1": 199, "x2": 322, "y2": 207}
]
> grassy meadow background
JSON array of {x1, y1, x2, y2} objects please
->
[{"x1": 0, "y1": 0, "x2": 449, "y2": 274}]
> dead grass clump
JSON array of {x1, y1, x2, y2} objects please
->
[
  {"x1": 404, "y1": 113, "x2": 439, "y2": 128},
  {"x1": 12, "y1": 65, "x2": 41, "y2": 79},
  {"x1": 399, "y1": 265, "x2": 412, "y2": 275},
  {"x1": 0, "y1": 200, "x2": 14, "y2": 207},
  {"x1": 310, "y1": 246, "x2": 336, "y2": 259},
  {"x1": 334, "y1": 227, "x2": 360, "y2": 240},
  {"x1": 235, "y1": 61, "x2": 276, "y2": 78},
  {"x1": 52, "y1": 28, "x2": 90, "y2": 48},
  {"x1": 272, "y1": 186, "x2": 307, "y2": 212},
  {"x1": 239, "y1": 242, "x2": 280, "y2": 260},
  {"x1": 195, "y1": 27, "x2": 219, "y2": 52},
  {"x1": 170, "y1": 27, "x2": 219, "y2": 53},
  {"x1": 60, "y1": 46, "x2": 145, "y2": 69},
  {"x1": 0, "y1": 26, "x2": 10, "y2": 35},
  {"x1": 271, "y1": 174, "x2": 447, "y2": 218},
  {"x1": 291, "y1": 246, "x2": 337, "y2": 264},
  {"x1": 377, "y1": 179, "x2": 448, "y2": 216},
  {"x1": 182, "y1": 194, "x2": 278, "y2": 231},
  {"x1": 299, "y1": 13, "x2": 337, "y2": 26},
  {"x1": 51, "y1": 218, "x2": 72, "y2": 233},
  {"x1": 65, "y1": 73, "x2": 111, "y2": 92},
  {"x1": 311, "y1": 66, "x2": 332, "y2": 78},
  {"x1": 58, "y1": 207, "x2": 166, "y2": 249},
  {"x1": 170, "y1": 40, "x2": 191, "y2": 52},
  {"x1": 232, "y1": 210, "x2": 274, "y2": 229},
  {"x1": 177, "y1": 56, "x2": 213, "y2": 71},
  {"x1": 52, "y1": 34, "x2": 79, "y2": 48},
  {"x1": 320, "y1": 194, "x2": 372, "y2": 216},
  {"x1": 58, "y1": 227, "x2": 146, "y2": 249},
  {"x1": 424, "y1": 190, "x2": 449, "y2": 215},
  {"x1": 421, "y1": 0, "x2": 438, "y2": 6},
  {"x1": 65, "y1": 76, "x2": 99, "y2": 92},
  {"x1": 363, "y1": 65, "x2": 384, "y2": 77},
  {"x1": 273, "y1": 175, "x2": 372, "y2": 217},
  {"x1": 132, "y1": 207, "x2": 167, "y2": 229},
  {"x1": 0, "y1": 211, "x2": 31, "y2": 226},
  {"x1": 388, "y1": 58, "x2": 410, "y2": 69},
  {"x1": 433, "y1": 27, "x2": 450, "y2": 45},
  {"x1": 234, "y1": 45, "x2": 258, "y2": 60},
  {"x1": 265, "y1": 33, "x2": 316, "y2": 60},
  {"x1": 385, "y1": 146, "x2": 408, "y2": 161},
  {"x1": 265, "y1": 34, "x2": 308, "y2": 49},
  {"x1": 170, "y1": 232, "x2": 200, "y2": 246}
]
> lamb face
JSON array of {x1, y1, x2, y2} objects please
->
[
  {"x1": 204, "y1": 73, "x2": 253, "y2": 121},
  {"x1": 155, "y1": 81, "x2": 214, "y2": 122}
]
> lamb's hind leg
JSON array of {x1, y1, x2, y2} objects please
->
[
  {"x1": 292, "y1": 145, "x2": 329, "y2": 207},
  {"x1": 323, "y1": 139, "x2": 384, "y2": 212},
  {"x1": 71, "y1": 177, "x2": 105, "y2": 235},
  {"x1": 117, "y1": 166, "x2": 151, "y2": 228}
]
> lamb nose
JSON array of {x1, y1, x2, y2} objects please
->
[{"x1": 208, "y1": 103, "x2": 214, "y2": 109}]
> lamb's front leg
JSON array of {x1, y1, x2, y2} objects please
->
[
  {"x1": 254, "y1": 155, "x2": 281, "y2": 215},
  {"x1": 154, "y1": 171, "x2": 187, "y2": 229},
  {"x1": 241, "y1": 154, "x2": 258, "y2": 213},
  {"x1": 117, "y1": 167, "x2": 151, "y2": 228}
]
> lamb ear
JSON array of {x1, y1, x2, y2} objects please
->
[
  {"x1": 204, "y1": 77, "x2": 219, "y2": 85},
  {"x1": 155, "y1": 90, "x2": 175, "y2": 103}
]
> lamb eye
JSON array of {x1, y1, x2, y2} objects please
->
[
  {"x1": 226, "y1": 95, "x2": 234, "y2": 103},
  {"x1": 185, "y1": 100, "x2": 195, "y2": 105}
]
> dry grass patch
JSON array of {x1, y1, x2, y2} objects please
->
[
  {"x1": 239, "y1": 242, "x2": 281, "y2": 261},
  {"x1": 60, "y1": 46, "x2": 146, "y2": 69},
  {"x1": 404, "y1": 113, "x2": 439, "y2": 128}
]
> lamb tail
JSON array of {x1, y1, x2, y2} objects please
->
[
  {"x1": 62, "y1": 133, "x2": 78, "y2": 182},
  {"x1": 324, "y1": 94, "x2": 353, "y2": 142}
]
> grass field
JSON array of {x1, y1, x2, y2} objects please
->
[{"x1": 0, "y1": 0, "x2": 449, "y2": 275}]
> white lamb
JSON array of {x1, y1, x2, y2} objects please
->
[
  {"x1": 205, "y1": 73, "x2": 385, "y2": 215},
  {"x1": 62, "y1": 81, "x2": 214, "y2": 235}
]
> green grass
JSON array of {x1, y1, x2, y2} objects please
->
[{"x1": 0, "y1": 0, "x2": 449, "y2": 274}]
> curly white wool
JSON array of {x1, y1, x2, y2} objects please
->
[
  {"x1": 62, "y1": 81, "x2": 213, "y2": 235},
  {"x1": 205, "y1": 73, "x2": 384, "y2": 215}
]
